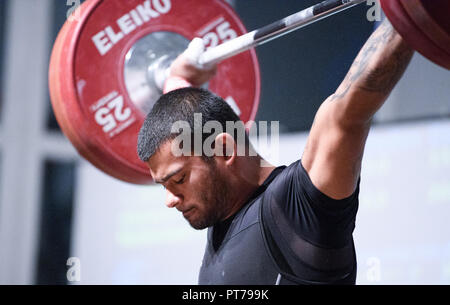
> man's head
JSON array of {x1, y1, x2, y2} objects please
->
[{"x1": 137, "y1": 87, "x2": 250, "y2": 229}]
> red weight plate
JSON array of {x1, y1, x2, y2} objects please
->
[
  {"x1": 50, "y1": 0, "x2": 138, "y2": 182},
  {"x1": 49, "y1": 0, "x2": 261, "y2": 184},
  {"x1": 400, "y1": 0, "x2": 450, "y2": 54},
  {"x1": 421, "y1": 0, "x2": 450, "y2": 36},
  {"x1": 380, "y1": 0, "x2": 450, "y2": 69},
  {"x1": 49, "y1": 0, "x2": 115, "y2": 175}
]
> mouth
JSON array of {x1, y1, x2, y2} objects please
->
[{"x1": 182, "y1": 207, "x2": 195, "y2": 218}]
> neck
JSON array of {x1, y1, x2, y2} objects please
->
[{"x1": 223, "y1": 155, "x2": 276, "y2": 220}]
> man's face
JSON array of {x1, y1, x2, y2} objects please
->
[{"x1": 147, "y1": 140, "x2": 230, "y2": 230}]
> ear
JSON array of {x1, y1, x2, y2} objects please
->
[{"x1": 213, "y1": 133, "x2": 236, "y2": 165}]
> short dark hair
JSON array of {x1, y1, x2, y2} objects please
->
[{"x1": 137, "y1": 87, "x2": 246, "y2": 162}]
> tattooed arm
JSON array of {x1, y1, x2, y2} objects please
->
[{"x1": 301, "y1": 19, "x2": 414, "y2": 200}]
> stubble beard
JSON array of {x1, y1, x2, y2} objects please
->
[{"x1": 188, "y1": 167, "x2": 230, "y2": 230}]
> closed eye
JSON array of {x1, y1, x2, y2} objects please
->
[{"x1": 174, "y1": 174, "x2": 186, "y2": 185}]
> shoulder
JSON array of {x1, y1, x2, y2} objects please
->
[
  {"x1": 267, "y1": 159, "x2": 361, "y2": 210},
  {"x1": 261, "y1": 159, "x2": 360, "y2": 248}
]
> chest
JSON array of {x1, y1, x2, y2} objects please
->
[{"x1": 198, "y1": 202, "x2": 279, "y2": 285}]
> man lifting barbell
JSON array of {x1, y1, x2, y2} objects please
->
[
  {"x1": 136, "y1": 17, "x2": 414, "y2": 284},
  {"x1": 49, "y1": 0, "x2": 450, "y2": 285}
]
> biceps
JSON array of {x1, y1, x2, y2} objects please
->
[{"x1": 301, "y1": 98, "x2": 370, "y2": 199}]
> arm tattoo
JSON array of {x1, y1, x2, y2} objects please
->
[{"x1": 332, "y1": 19, "x2": 414, "y2": 100}]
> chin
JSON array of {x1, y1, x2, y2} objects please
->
[
  {"x1": 187, "y1": 214, "x2": 214, "y2": 230},
  {"x1": 188, "y1": 220, "x2": 209, "y2": 230}
]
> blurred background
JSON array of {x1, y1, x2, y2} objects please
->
[{"x1": 0, "y1": 0, "x2": 449, "y2": 285}]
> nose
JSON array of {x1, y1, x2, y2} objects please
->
[{"x1": 165, "y1": 190, "x2": 182, "y2": 208}]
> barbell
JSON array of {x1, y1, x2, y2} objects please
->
[{"x1": 49, "y1": 0, "x2": 450, "y2": 184}]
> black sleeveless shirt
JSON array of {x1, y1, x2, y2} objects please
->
[{"x1": 198, "y1": 160, "x2": 360, "y2": 285}]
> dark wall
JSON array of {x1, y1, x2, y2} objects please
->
[
  {"x1": 36, "y1": 160, "x2": 76, "y2": 285},
  {"x1": 234, "y1": 1, "x2": 374, "y2": 132}
]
